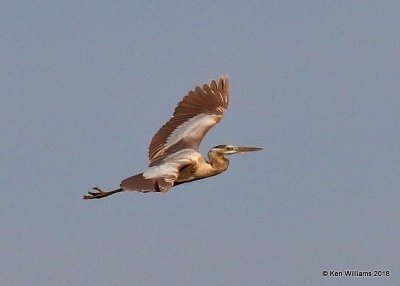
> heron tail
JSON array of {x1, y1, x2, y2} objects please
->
[{"x1": 120, "y1": 173, "x2": 161, "y2": 193}]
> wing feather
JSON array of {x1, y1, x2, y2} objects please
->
[{"x1": 148, "y1": 76, "x2": 229, "y2": 163}]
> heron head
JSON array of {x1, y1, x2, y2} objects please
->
[{"x1": 212, "y1": 144, "x2": 263, "y2": 156}]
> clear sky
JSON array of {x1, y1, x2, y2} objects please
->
[{"x1": 1, "y1": 1, "x2": 399, "y2": 285}]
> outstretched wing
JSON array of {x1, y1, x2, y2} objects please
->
[{"x1": 148, "y1": 76, "x2": 230, "y2": 164}]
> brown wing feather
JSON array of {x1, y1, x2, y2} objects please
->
[{"x1": 148, "y1": 76, "x2": 230, "y2": 163}]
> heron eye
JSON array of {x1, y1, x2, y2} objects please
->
[{"x1": 226, "y1": 146, "x2": 233, "y2": 151}]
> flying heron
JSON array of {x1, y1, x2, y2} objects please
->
[{"x1": 84, "y1": 76, "x2": 262, "y2": 200}]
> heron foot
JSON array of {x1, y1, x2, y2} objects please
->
[
  {"x1": 83, "y1": 187, "x2": 124, "y2": 200},
  {"x1": 83, "y1": 187, "x2": 110, "y2": 200}
]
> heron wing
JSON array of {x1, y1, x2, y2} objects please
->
[
  {"x1": 148, "y1": 76, "x2": 229, "y2": 164},
  {"x1": 120, "y1": 161, "x2": 187, "y2": 193},
  {"x1": 121, "y1": 150, "x2": 200, "y2": 192},
  {"x1": 142, "y1": 159, "x2": 191, "y2": 192}
]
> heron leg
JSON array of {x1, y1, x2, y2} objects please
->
[{"x1": 83, "y1": 187, "x2": 124, "y2": 200}]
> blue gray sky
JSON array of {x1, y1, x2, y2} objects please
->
[{"x1": 1, "y1": 1, "x2": 399, "y2": 285}]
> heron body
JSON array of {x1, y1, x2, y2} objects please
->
[{"x1": 84, "y1": 76, "x2": 262, "y2": 199}]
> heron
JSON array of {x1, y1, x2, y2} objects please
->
[{"x1": 84, "y1": 76, "x2": 262, "y2": 200}]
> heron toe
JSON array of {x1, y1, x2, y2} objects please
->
[{"x1": 83, "y1": 187, "x2": 107, "y2": 200}]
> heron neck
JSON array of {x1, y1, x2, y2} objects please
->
[{"x1": 207, "y1": 151, "x2": 229, "y2": 171}]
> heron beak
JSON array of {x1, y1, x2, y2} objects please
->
[{"x1": 234, "y1": 146, "x2": 263, "y2": 153}]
